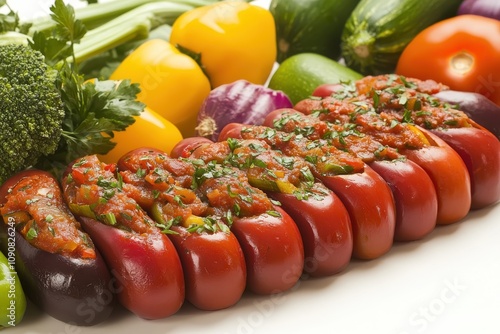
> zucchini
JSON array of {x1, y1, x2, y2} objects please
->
[
  {"x1": 270, "y1": 0, "x2": 361, "y2": 63},
  {"x1": 341, "y1": 0, "x2": 463, "y2": 75},
  {"x1": 268, "y1": 53, "x2": 362, "y2": 105}
]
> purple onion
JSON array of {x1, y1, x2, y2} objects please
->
[
  {"x1": 458, "y1": 0, "x2": 500, "y2": 20},
  {"x1": 195, "y1": 80, "x2": 293, "y2": 141}
]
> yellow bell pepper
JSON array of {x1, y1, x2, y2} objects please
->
[
  {"x1": 169, "y1": 0, "x2": 277, "y2": 88},
  {"x1": 110, "y1": 39, "x2": 211, "y2": 137},
  {"x1": 98, "y1": 107, "x2": 183, "y2": 163}
]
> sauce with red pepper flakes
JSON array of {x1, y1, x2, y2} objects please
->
[
  {"x1": 355, "y1": 75, "x2": 472, "y2": 130},
  {"x1": 118, "y1": 149, "x2": 210, "y2": 225},
  {"x1": 195, "y1": 161, "x2": 275, "y2": 219},
  {"x1": 356, "y1": 74, "x2": 448, "y2": 96},
  {"x1": 62, "y1": 155, "x2": 156, "y2": 235},
  {"x1": 295, "y1": 95, "x2": 428, "y2": 151},
  {"x1": 237, "y1": 125, "x2": 365, "y2": 176},
  {"x1": 271, "y1": 111, "x2": 402, "y2": 163},
  {"x1": 1, "y1": 173, "x2": 95, "y2": 259},
  {"x1": 190, "y1": 139, "x2": 329, "y2": 201}
]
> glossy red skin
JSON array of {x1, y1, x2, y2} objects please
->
[
  {"x1": 176, "y1": 136, "x2": 353, "y2": 277},
  {"x1": 403, "y1": 128, "x2": 472, "y2": 225},
  {"x1": 317, "y1": 165, "x2": 396, "y2": 260},
  {"x1": 231, "y1": 206, "x2": 304, "y2": 295},
  {"x1": 429, "y1": 126, "x2": 500, "y2": 209},
  {"x1": 219, "y1": 123, "x2": 396, "y2": 260},
  {"x1": 118, "y1": 146, "x2": 247, "y2": 310},
  {"x1": 268, "y1": 191, "x2": 353, "y2": 277},
  {"x1": 0, "y1": 170, "x2": 114, "y2": 326},
  {"x1": 77, "y1": 216, "x2": 185, "y2": 319},
  {"x1": 369, "y1": 160, "x2": 438, "y2": 241},
  {"x1": 264, "y1": 108, "x2": 438, "y2": 242},
  {"x1": 168, "y1": 226, "x2": 246, "y2": 311},
  {"x1": 169, "y1": 136, "x2": 214, "y2": 159},
  {"x1": 311, "y1": 83, "x2": 344, "y2": 98}
]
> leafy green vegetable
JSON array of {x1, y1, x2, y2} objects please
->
[{"x1": 0, "y1": 0, "x2": 144, "y2": 181}]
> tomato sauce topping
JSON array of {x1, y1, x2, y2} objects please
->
[
  {"x1": 271, "y1": 111, "x2": 402, "y2": 163},
  {"x1": 117, "y1": 149, "x2": 213, "y2": 229},
  {"x1": 236, "y1": 125, "x2": 365, "y2": 176},
  {"x1": 296, "y1": 75, "x2": 473, "y2": 150},
  {"x1": 190, "y1": 139, "x2": 330, "y2": 201},
  {"x1": 355, "y1": 75, "x2": 472, "y2": 130},
  {"x1": 117, "y1": 148, "x2": 274, "y2": 231},
  {"x1": 62, "y1": 155, "x2": 156, "y2": 235},
  {"x1": 295, "y1": 95, "x2": 429, "y2": 151},
  {"x1": 1, "y1": 173, "x2": 95, "y2": 259}
]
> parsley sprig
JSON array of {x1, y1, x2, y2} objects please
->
[{"x1": 24, "y1": 0, "x2": 145, "y2": 176}]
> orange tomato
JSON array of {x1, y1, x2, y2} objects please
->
[
  {"x1": 396, "y1": 15, "x2": 500, "y2": 105},
  {"x1": 98, "y1": 107, "x2": 183, "y2": 163}
]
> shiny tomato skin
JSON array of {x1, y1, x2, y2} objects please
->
[
  {"x1": 311, "y1": 83, "x2": 345, "y2": 98},
  {"x1": 319, "y1": 165, "x2": 396, "y2": 260},
  {"x1": 403, "y1": 128, "x2": 471, "y2": 225},
  {"x1": 169, "y1": 136, "x2": 214, "y2": 159},
  {"x1": 265, "y1": 108, "x2": 437, "y2": 241},
  {"x1": 429, "y1": 127, "x2": 500, "y2": 209},
  {"x1": 78, "y1": 217, "x2": 185, "y2": 319},
  {"x1": 168, "y1": 226, "x2": 246, "y2": 311},
  {"x1": 218, "y1": 123, "x2": 246, "y2": 141},
  {"x1": 396, "y1": 15, "x2": 500, "y2": 105},
  {"x1": 269, "y1": 191, "x2": 353, "y2": 277},
  {"x1": 369, "y1": 159, "x2": 438, "y2": 241},
  {"x1": 231, "y1": 206, "x2": 304, "y2": 295}
]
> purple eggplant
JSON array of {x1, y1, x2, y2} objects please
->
[
  {"x1": 433, "y1": 90, "x2": 500, "y2": 139},
  {"x1": 0, "y1": 170, "x2": 114, "y2": 326}
]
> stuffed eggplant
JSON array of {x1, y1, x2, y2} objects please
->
[{"x1": 0, "y1": 170, "x2": 113, "y2": 326}]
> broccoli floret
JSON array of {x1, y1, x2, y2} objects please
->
[{"x1": 0, "y1": 43, "x2": 65, "y2": 183}]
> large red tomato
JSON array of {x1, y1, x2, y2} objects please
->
[{"x1": 396, "y1": 15, "x2": 500, "y2": 106}]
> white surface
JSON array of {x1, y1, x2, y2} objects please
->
[
  {"x1": 6, "y1": 0, "x2": 500, "y2": 333},
  {"x1": 8, "y1": 203, "x2": 500, "y2": 334}
]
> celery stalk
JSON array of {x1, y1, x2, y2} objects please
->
[
  {"x1": 72, "y1": 2, "x2": 193, "y2": 64},
  {"x1": 26, "y1": 0, "x2": 221, "y2": 35}
]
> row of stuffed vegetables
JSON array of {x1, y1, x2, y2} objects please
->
[{"x1": 1, "y1": 75, "x2": 499, "y2": 327}]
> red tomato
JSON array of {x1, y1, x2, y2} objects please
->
[
  {"x1": 231, "y1": 206, "x2": 304, "y2": 295},
  {"x1": 311, "y1": 83, "x2": 345, "y2": 98},
  {"x1": 179, "y1": 132, "x2": 354, "y2": 276},
  {"x1": 78, "y1": 217, "x2": 185, "y2": 319},
  {"x1": 219, "y1": 122, "x2": 396, "y2": 260},
  {"x1": 264, "y1": 108, "x2": 437, "y2": 242},
  {"x1": 318, "y1": 166, "x2": 396, "y2": 260},
  {"x1": 429, "y1": 127, "x2": 500, "y2": 209},
  {"x1": 396, "y1": 15, "x2": 500, "y2": 106},
  {"x1": 269, "y1": 190, "x2": 353, "y2": 277},
  {"x1": 403, "y1": 128, "x2": 472, "y2": 225},
  {"x1": 169, "y1": 226, "x2": 247, "y2": 311},
  {"x1": 369, "y1": 159, "x2": 438, "y2": 241},
  {"x1": 169, "y1": 136, "x2": 214, "y2": 159}
]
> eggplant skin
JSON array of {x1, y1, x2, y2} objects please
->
[
  {"x1": 433, "y1": 90, "x2": 500, "y2": 139},
  {"x1": 0, "y1": 224, "x2": 115, "y2": 326}
]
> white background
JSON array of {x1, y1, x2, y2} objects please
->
[{"x1": 6, "y1": 1, "x2": 500, "y2": 333}]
